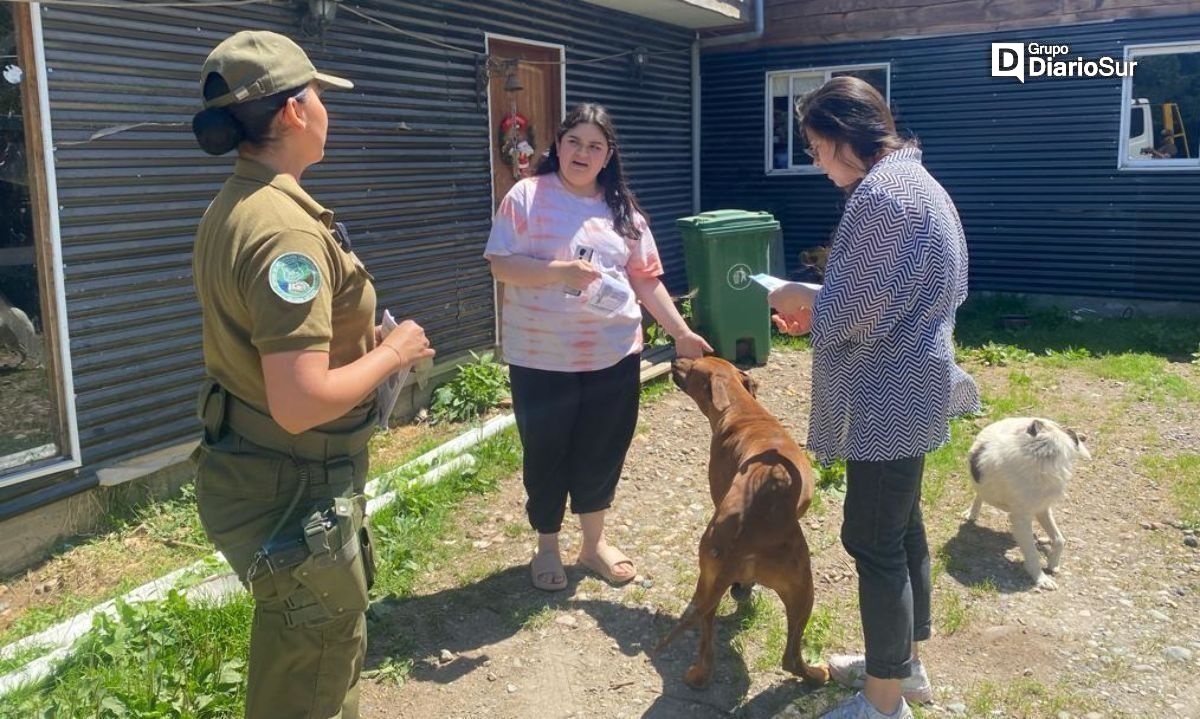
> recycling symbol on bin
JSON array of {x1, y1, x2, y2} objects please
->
[{"x1": 726, "y1": 263, "x2": 752, "y2": 291}]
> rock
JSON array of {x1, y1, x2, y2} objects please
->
[
  {"x1": 640, "y1": 579, "x2": 654, "y2": 589},
  {"x1": 440, "y1": 649, "x2": 455, "y2": 663},
  {"x1": 982, "y1": 625, "x2": 1018, "y2": 642},
  {"x1": 0, "y1": 601, "x2": 8, "y2": 613},
  {"x1": 1163, "y1": 646, "x2": 1193, "y2": 663},
  {"x1": 1185, "y1": 536, "x2": 1198, "y2": 548},
  {"x1": 1133, "y1": 664, "x2": 1155, "y2": 673},
  {"x1": 555, "y1": 614, "x2": 578, "y2": 628},
  {"x1": 486, "y1": 671, "x2": 497, "y2": 682},
  {"x1": 1058, "y1": 712, "x2": 1072, "y2": 719},
  {"x1": 1117, "y1": 598, "x2": 1134, "y2": 608},
  {"x1": 506, "y1": 683, "x2": 517, "y2": 694},
  {"x1": 472, "y1": 540, "x2": 491, "y2": 550},
  {"x1": 1140, "y1": 521, "x2": 1153, "y2": 530},
  {"x1": 0, "y1": 584, "x2": 8, "y2": 596},
  {"x1": 33, "y1": 577, "x2": 61, "y2": 596},
  {"x1": 948, "y1": 702, "x2": 967, "y2": 715},
  {"x1": 1149, "y1": 610, "x2": 1169, "y2": 622}
]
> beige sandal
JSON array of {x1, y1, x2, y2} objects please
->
[
  {"x1": 577, "y1": 545, "x2": 636, "y2": 585},
  {"x1": 530, "y1": 550, "x2": 567, "y2": 591}
]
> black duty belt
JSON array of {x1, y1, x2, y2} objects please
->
[{"x1": 196, "y1": 377, "x2": 375, "y2": 463}]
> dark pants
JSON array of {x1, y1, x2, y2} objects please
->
[
  {"x1": 195, "y1": 433, "x2": 369, "y2": 719},
  {"x1": 841, "y1": 455, "x2": 931, "y2": 680},
  {"x1": 508, "y1": 353, "x2": 641, "y2": 534}
]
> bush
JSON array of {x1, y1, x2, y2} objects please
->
[{"x1": 430, "y1": 351, "x2": 509, "y2": 423}]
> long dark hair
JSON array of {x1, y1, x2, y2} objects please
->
[
  {"x1": 537, "y1": 103, "x2": 648, "y2": 242},
  {"x1": 797, "y1": 76, "x2": 916, "y2": 175},
  {"x1": 192, "y1": 73, "x2": 309, "y2": 156}
]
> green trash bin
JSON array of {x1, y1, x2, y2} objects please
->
[{"x1": 676, "y1": 210, "x2": 780, "y2": 366}]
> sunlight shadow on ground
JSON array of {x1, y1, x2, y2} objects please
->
[
  {"x1": 940, "y1": 520, "x2": 1044, "y2": 594},
  {"x1": 367, "y1": 565, "x2": 826, "y2": 718}
]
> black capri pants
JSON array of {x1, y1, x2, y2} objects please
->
[{"x1": 508, "y1": 353, "x2": 641, "y2": 534}]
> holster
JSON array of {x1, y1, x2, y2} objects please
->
[{"x1": 197, "y1": 378, "x2": 377, "y2": 627}]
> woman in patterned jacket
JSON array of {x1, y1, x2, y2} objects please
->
[{"x1": 772, "y1": 76, "x2": 980, "y2": 719}]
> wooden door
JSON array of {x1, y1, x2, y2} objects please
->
[{"x1": 487, "y1": 38, "x2": 563, "y2": 209}]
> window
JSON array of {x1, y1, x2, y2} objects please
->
[
  {"x1": 1121, "y1": 43, "x2": 1200, "y2": 169},
  {"x1": 765, "y1": 64, "x2": 889, "y2": 174},
  {"x1": 1, "y1": 5, "x2": 80, "y2": 487}
]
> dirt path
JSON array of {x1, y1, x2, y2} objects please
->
[{"x1": 359, "y1": 348, "x2": 1200, "y2": 719}]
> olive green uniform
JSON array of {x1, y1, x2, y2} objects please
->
[{"x1": 193, "y1": 158, "x2": 376, "y2": 719}]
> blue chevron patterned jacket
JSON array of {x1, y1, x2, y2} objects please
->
[{"x1": 808, "y1": 147, "x2": 980, "y2": 464}]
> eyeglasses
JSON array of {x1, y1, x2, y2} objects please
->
[{"x1": 802, "y1": 147, "x2": 816, "y2": 159}]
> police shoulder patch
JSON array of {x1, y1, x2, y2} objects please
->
[{"x1": 268, "y1": 252, "x2": 322, "y2": 304}]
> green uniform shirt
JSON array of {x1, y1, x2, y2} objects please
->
[{"x1": 193, "y1": 158, "x2": 376, "y2": 429}]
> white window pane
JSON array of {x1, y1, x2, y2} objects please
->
[{"x1": 771, "y1": 74, "x2": 789, "y2": 97}]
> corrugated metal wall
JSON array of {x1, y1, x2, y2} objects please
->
[
  {"x1": 34, "y1": 0, "x2": 692, "y2": 477},
  {"x1": 701, "y1": 13, "x2": 1200, "y2": 303}
]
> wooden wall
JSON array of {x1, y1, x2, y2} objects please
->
[{"x1": 713, "y1": 0, "x2": 1197, "y2": 49}]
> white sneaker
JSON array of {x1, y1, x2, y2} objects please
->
[
  {"x1": 827, "y1": 654, "x2": 933, "y2": 705},
  {"x1": 818, "y1": 692, "x2": 913, "y2": 719}
]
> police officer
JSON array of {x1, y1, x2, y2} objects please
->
[{"x1": 190, "y1": 31, "x2": 434, "y2": 718}]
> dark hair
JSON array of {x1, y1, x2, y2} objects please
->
[
  {"x1": 537, "y1": 103, "x2": 648, "y2": 243},
  {"x1": 191, "y1": 73, "x2": 308, "y2": 156},
  {"x1": 797, "y1": 76, "x2": 916, "y2": 173}
]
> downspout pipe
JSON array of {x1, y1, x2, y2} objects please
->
[
  {"x1": 700, "y1": 0, "x2": 765, "y2": 49},
  {"x1": 691, "y1": 33, "x2": 701, "y2": 215}
]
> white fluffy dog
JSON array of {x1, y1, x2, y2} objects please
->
[
  {"x1": 0, "y1": 296, "x2": 42, "y2": 367},
  {"x1": 964, "y1": 417, "x2": 1091, "y2": 590}
]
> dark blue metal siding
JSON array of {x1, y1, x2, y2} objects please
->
[
  {"x1": 37, "y1": 0, "x2": 692, "y2": 474},
  {"x1": 701, "y1": 14, "x2": 1200, "y2": 303}
]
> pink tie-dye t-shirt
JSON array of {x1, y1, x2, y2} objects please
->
[{"x1": 484, "y1": 173, "x2": 664, "y2": 372}]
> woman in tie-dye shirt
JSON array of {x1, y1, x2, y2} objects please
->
[{"x1": 485, "y1": 103, "x2": 710, "y2": 592}]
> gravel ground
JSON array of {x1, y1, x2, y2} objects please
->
[{"x1": 360, "y1": 348, "x2": 1200, "y2": 719}]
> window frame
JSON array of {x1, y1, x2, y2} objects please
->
[
  {"x1": 0, "y1": 4, "x2": 82, "y2": 489},
  {"x1": 763, "y1": 63, "x2": 891, "y2": 176},
  {"x1": 1118, "y1": 41, "x2": 1200, "y2": 172}
]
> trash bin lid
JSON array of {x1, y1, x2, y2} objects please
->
[{"x1": 676, "y1": 209, "x2": 780, "y2": 233}]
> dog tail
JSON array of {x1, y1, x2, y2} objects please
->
[{"x1": 651, "y1": 587, "x2": 727, "y2": 656}]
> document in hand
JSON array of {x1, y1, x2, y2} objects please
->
[
  {"x1": 750, "y1": 273, "x2": 822, "y2": 295},
  {"x1": 375, "y1": 309, "x2": 411, "y2": 430}
]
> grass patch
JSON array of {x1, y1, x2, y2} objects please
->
[
  {"x1": 1088, "y1": 354, "x2": 1200, "y2": 404},
  {"x1": 957, "y1": 295, "x2": 1200, "y2": 361},
  {"x1": 1139, "y1": 453, "x2": 1200, "y2": 528},
  {"x1": 808, "y1": 460, "x2": 846, "y2": 515},
  {"x1": 4, "y1": 590, "x2": 253, "y2": 718},
  {"x1": 967, "y1": 577, "x2": 999, "y2": 598},
  {"x1": 640, "y1": 375, "x2": 676, "y2": 404},
  {"x1": 370, "y1": 429, "x2": 522, "y2": 600},
  {"x1": 925, "y1": 416, "x2": 979, "y2": 507},
  {"x1": 0, "y1": 485, "x2": 213, "y2": 649},
  {"x1": 771, "y1": 328, "x2": 811, "y2": 351},
  {"x1": 958, "y1": 341, "x2": 1034, "y2": 367},
  {"x1": 515, "y1": 605, "x2": 556, "y2": 633},
  {"x1": 730, "y1": 592, "x2": 786, "y2": 673},
  {"x1": 961, "y1": 676, "x2": 1102, "y2": 717},
  {"x1": 935, "y1": 591, "x2": 970, "y2": 636},
  {"x1": 0, "y1": 642, "x2": 50, "y2": 676},
  {"x1": 361, "y1": 654, "x2": 415, "y2": 688},
  {"x1": 8, "y1": 430, "x2": 520, "y2": 714}
]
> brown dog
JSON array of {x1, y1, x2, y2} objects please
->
[{"x1": 656, "y1": 356, "x2": 830, "y2": 689}]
